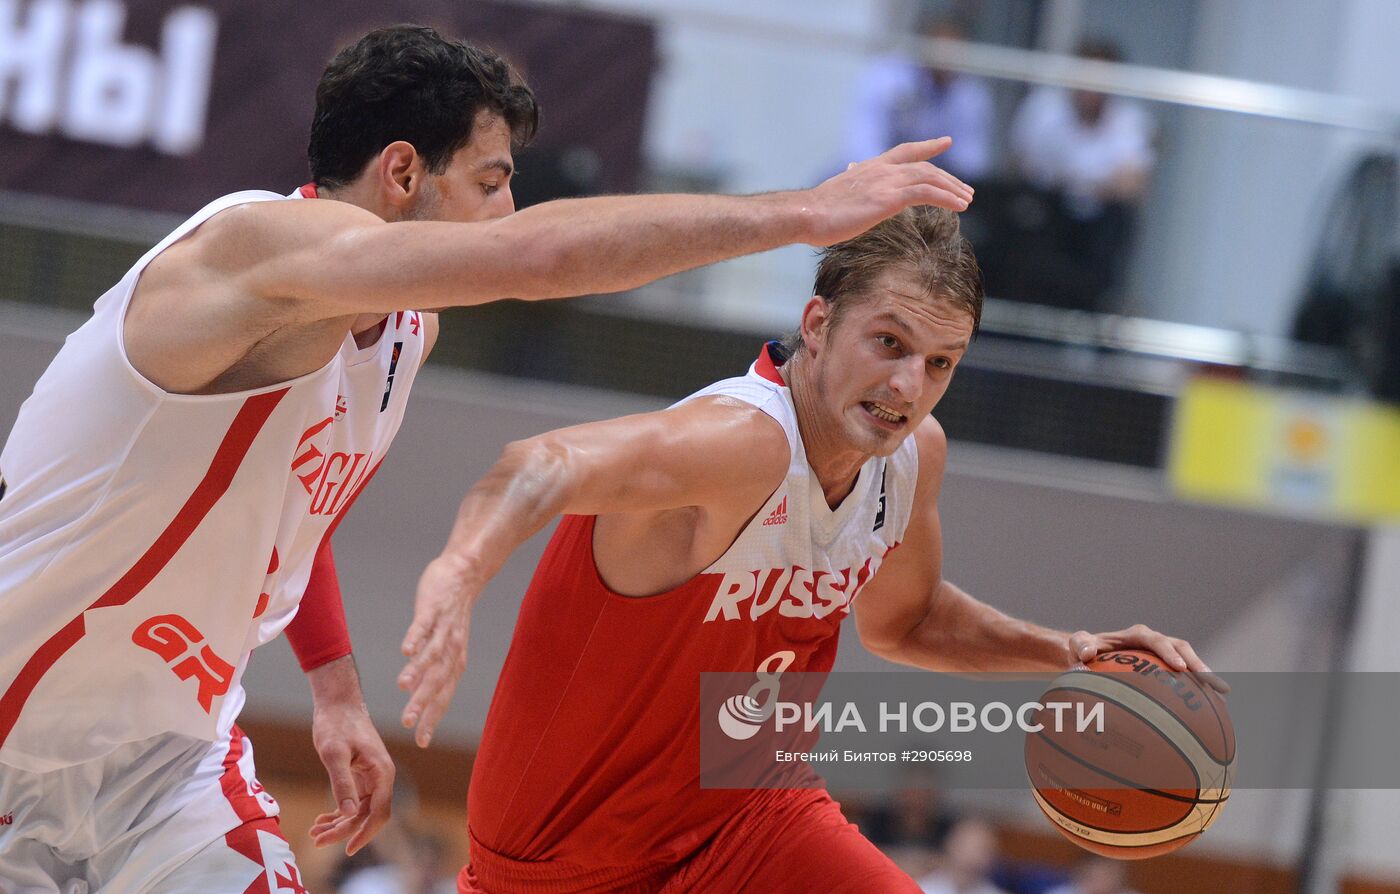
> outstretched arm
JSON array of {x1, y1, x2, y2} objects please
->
[
  {"x1": 855, "y1": 418, "x2": 1220, "y2": 680},
  {"x1": 396, "y1": 396, "x2": 788, "y2": 746},
  {"x1": 130, "y1": 140, "x2": 970, "y2": 393},
  {"x1": 226, "y1": 139, "x2": 972, "y2": 321}
]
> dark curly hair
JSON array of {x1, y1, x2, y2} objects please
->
[{"x1": 308, "y1": 25, "x2": 539, "y2": 189}]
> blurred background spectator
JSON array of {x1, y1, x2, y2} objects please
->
[
  {"x1": 845, "y1": 15, "x2": 994, "y2": 180},
  {"x1": 1044, "y1": 856, "x2": 1143, "y2": 894},
  {"x1": 968, "y1": 37, "x2": 1156, "y2": 314},
  {"x1": 917, "y1": 817, "x2": 1012, "y2": 894},
  {"x1": 1009, "y1": 39, "x2": 1155, "y2": 217},
  {"x1": 862, "y1": 765, "x2": 956, "y2": 854},
  {"x1": 1290, "y1": 151, "x2": 1400, "y2": 401},
  {"x1": 331, "y1": 827, "x2": 456, "y2": 894},
  {"x1": 325, "y1": 782, "x2": 457, "y2": 894}
]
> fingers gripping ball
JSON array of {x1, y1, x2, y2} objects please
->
[{"x1": 1024, "y1": 650, "x2": 1235, "y2": 860}]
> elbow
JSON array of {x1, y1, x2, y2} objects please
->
[
  {"x1": 858, "y1": 635, "x2": 902, "y2": 663},
  {"x1": 855, "y1": 591, "x2": 945, "y2": 665},
  {"x1": 856, "y1": 616, "x2": 919, "y2": 662},
  {"x1": 497, "y1": 435, "x2": 576, "y2": 505},
  {"x1": 500, "y1": 435, "x2": 565, "y2": 477},
  {"x1": 860, "y1": 619, "x2": 962, "y2": 672}
]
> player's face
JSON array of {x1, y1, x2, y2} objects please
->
[
  {"x1": 410, "y1": 110, "x2": 517, "y2": 223},
  {"x1": 808, "y1": 272, "x2": 973, "y2": 457}
]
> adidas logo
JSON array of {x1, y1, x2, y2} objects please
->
[{"x1": 762, "y1": 496, "x2": 788, "y2": 527}]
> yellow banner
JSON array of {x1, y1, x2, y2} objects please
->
[{"x1": 1168, "y1": 378, "x2": 1400, "y2": 522}]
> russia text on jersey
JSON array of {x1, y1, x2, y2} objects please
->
[{"x1": 702, "y1": 544, "x2": 900, "y2": 623}]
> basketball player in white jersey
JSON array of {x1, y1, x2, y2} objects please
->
[
  {"x1": 395, "y1": 206, "x2": 1219, "y2": 892},
  {"x1": 0, "y1": 23, "x2": 976, "y2": 893}
]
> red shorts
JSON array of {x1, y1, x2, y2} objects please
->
[{"x1": 459, "y1": 788, "x2": 920, "y2": 894}]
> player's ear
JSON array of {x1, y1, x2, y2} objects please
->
[
  {"x1": 377, "y1": 141, "x2": 426, "y2": 212},
  {"x1": 800, "y1": 296, "x2": 833, "y2": 357}
]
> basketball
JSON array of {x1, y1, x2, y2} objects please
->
[{"x1": 1023, "y1": 649, "x2": 1235, "y2": 860}]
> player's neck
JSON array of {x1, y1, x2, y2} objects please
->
[
  {"x1": 786, "y1": 354, "x2": 867, "y2": 509},
  {"x1": 313, "y1": 183, "x2": 393, "y2": 338},
  {"x1": 317, "y1": 180, "x2": 394, "y2": 221}
]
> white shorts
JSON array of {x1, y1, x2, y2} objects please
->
[{"x1": 0, "y1": 725, "x2": 303, "y2": 894}]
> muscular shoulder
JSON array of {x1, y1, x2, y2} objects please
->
[
  {"x1": 185, "y1": 198, "x2": 383, "y2": 289},
  {"x1": 588, "y1": 394, "x2": 791, "y2": 594},
  {"x1": 912, "y1": 414, "x2": 947, "y2": 462},
  {"x1": 660, "y1": 395, "x2": 790, "y2": 499},
  {"x1": 139, "y1": 197, "x2": 382, "y2": 317},
  {"x1": 683, "y1": 394, "x2": 789, "y2": 439},
  {"x1": 127, "y1": 198, "x2": 386, "y2": 392}
]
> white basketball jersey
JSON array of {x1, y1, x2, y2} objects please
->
[{"x1": 0, "y1": 189, "x2": 424, "y2": 771}]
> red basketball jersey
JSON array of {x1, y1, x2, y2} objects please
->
[{"x1": 468, "y1": 343, "x2": 919, "y2": 871}]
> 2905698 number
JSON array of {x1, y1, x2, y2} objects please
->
[{"x1": 912, "y1": 750, "x2": 971, "y2": 762}]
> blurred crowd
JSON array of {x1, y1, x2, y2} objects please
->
[
  {"x1": 317, "y1": 770, "x2": 1141, "y2": 894},
  {"x1": 839, "y1": 775, "x2": 1144, "y2": 894},
  {"x1": 319, "y1": 800, "x2": 1140, "y2": 894},
  {"x1": 325, "y1": 826, "x2": 456, "y2": 894},
  {"x1": 845, "y1": 15, "x2": 1157, "y2": 314}
]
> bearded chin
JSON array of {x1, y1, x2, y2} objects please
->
[{"x1": 404, "y1": 182, "x2": 443, "y2": 221}]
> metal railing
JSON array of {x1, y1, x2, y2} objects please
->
[{"x1": 535, "y1": 0, "x2": 1400, "y2": 135}]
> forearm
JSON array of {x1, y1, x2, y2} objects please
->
[
  {"x1": 271, "y1": 191, "x2": 812, "y2": 318},
  {"x1": 276, "y1": 139, "x2": 973, "y2": 319},
  {"x1": 882, "y1": 581, "x2": 1072, "y2": 672},
  {"x1": 306, "y1": 654, "x2": 368, "y2": 710},
  {"x1": 485, "y1": 191, "x2": 813, "y2": 300},
  {"x1": 435, "y1": 439, "x2": 575, "y2": 604},
  {"x1": 395, "y1": 439, "x2": 574, "y2": 743}
]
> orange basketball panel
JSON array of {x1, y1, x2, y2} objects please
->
[
  {"x1": 1032, "y1": 689, "x2": 1202, "y2": 794},
  {"x1": 1082, "y1": 650, "x2": 1234, "y2": 765},
  {"x1": 1026, "y1": 734, "x2": 1197, "y2": 834}
]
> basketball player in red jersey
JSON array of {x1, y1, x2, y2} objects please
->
[
  {"x1": 0, "y1": 24, "x2": 975, "y2": 891},
  {"x1": 397, "y1": 206, "x2": 1217, "y2": 892}
]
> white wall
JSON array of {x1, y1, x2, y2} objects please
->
[
  {"x1": 1126, "y1": 0, "x2": 1345, "y2": 336},
  {"x1": 1335, "y1": 525, "x2": 1400, "y2": 882},
  {"x1": 638, "y1": 0, "x2": 876, "y2": 326},
  {"x1": 606, "y1": 0, "x2": 891, "y2": 328}
]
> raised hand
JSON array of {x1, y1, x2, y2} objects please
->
[{"x1": 801, "y1": 137, "x2": 974, "y2": 246}]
